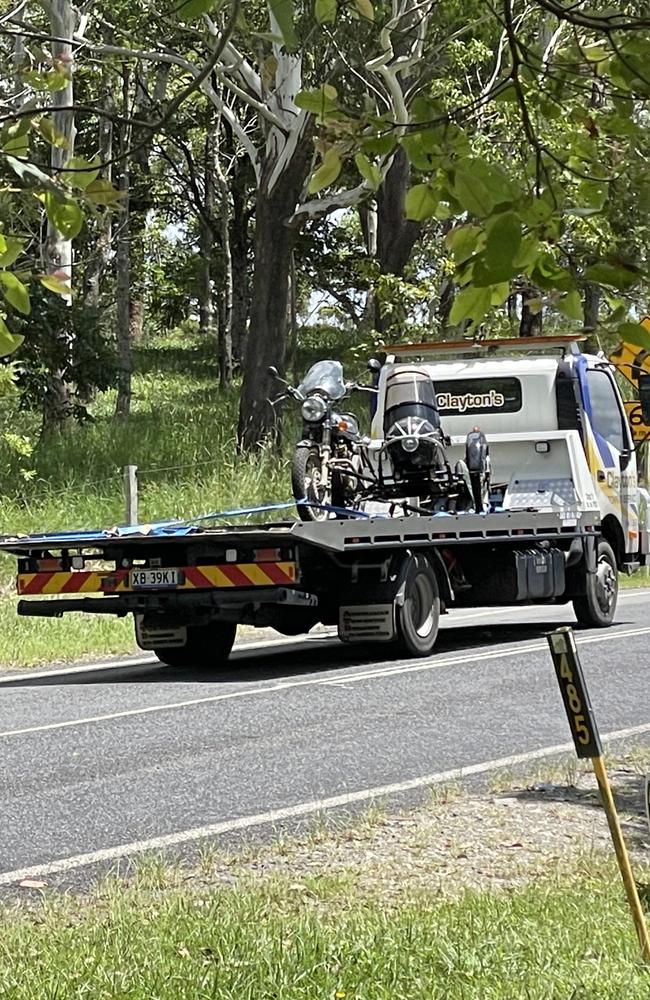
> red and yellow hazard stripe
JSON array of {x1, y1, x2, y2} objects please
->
[{"x1": 17, "y1": 562, "x2": 297, "y2": 596}]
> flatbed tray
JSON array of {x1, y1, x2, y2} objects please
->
[{"x1": 0, "y1": 508, "x2": 598, "y2": 557}]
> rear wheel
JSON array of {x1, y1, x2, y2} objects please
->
[
  {"x1": 153, "y1": 621, "x2": 237, "y2": 668},
  {"x1": 572, "y1": 539, "x2": 618, "y2": 627},
  {"x1": 395, "y1": 555, "x2": 440, "y2": 657}
]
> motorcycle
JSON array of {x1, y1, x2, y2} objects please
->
[{"x1": 269, "y1": 360, "x2": 368, "y2": 522}]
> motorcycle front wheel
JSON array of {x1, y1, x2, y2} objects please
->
[
  {"x1": 292, "y1": 443, "x2": 331, "y2": 521},
  {"x1": 292, "y1": 442, "x2": 353, "y2": 522}
]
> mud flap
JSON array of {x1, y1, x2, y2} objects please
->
[
  {"x1": 338, "y1": 604, "x2": 396, "y2": 643},
  {"x1": 135, "y1": 615, "x2": 187, "y2": 649}
]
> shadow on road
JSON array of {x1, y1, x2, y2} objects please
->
[{"x1": 0, "y1": 616, "x2": 631, "y2": 690}]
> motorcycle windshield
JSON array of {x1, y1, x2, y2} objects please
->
[{"x1": 298, "y1": 360, "x2": 346, "y2": 400}]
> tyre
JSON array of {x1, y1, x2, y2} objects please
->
[
  {"x1": 572, "y1": 539, "x2": 618, "y2": 628},
  {"x1": 153, "y1": 621, "x2": 237, "y2": 668},
  {"x1": 292, "y1": 443, "x2": 330, "y2": 522},
  {"x1": 395, "y1": 554, "x2": 441, "y2": 657}
]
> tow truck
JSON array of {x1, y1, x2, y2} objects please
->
[{"x1": 1, "y1": 335, "x2": 648, "y2": 668}]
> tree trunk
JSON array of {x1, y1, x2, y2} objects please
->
[
  {"x1": 198, "y1": 127, "x2": 217, "y2": 341},
  {"x1": 237, "y1": 144, "x2": 311, "y2": 450},
  {"x1": 230, "y1": 173, "x2": 249, "y2": 366},
  {"x1": 583, "y1": 283, "x2": 600, "y2": 331},
  {"x1": 237, "y1": 192, "x2": 294, "y2": 448},
  {"x1": 41, "y1": 0, "x2": 76, "y2": 430},
  {"x1": 84, "y1": 75, "x2": 113, "y2": 315},
  {"x1": 374, "y1": 147, "x2": 422, "y2": 334},
  {"x1": 115, "y1": 67, "x2": 132, "y2": 419},
  {"x1": 197, "y1": 218, "x2": 216, "y2": 339},
  {"x1": 519, "y1": 288, "x2": 543, "y2": 337},
  {"x1": 216, "y1": 165, "x2": 233, "y2": 387}
]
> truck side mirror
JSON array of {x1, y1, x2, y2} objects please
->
[{"x1": 639, "y1": 374, "x2": 650, "y2": 424}]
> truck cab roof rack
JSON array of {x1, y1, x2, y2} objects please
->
[{"x1": 382, "y1": 335, "x2": 587, "y2": 359}]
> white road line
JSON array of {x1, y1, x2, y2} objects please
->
[
  {"x1": 2, "y1": 719, "x2": 650, "y2": 886},
  {"x1": 1, "y1": 625, "x2": 649, "y2": 741}
]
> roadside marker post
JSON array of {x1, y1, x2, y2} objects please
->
[
  {"x1": 123, "y1": 465, "x2": 138, "y2": 526},
  {"x1": 547, "y1": 626, "x2": 650, "y2": 963}
]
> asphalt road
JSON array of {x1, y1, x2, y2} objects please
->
[{"x1": 0, "y1": 590, "x2": 649, "y2": 887}]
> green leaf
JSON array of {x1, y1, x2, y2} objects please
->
[
  {"x1": 361, "y1": 133, "x2": 396, "y2": 157},
  {"x1": 315, "y1": 0, "x2": 336, "y2": 22},
  {"x1": 268, "y1": 0, "x2": 298, "y2": 50},
  {"x1": 355, "y1": 0, "x2": 374, "y2": 19},
  {"x1": 39, "y1": 274, "x2": 72, "y2": 297},
  {"x1": 557, "y1": 290, "x2": 583, "y2": 321},
  {"x1": 444, "y1": 224, "x2": 482, "y2": 264},
  {"x1": 531, "y1": 253, "x2": 575, "y2": 292},
  {"x1": 295, "y1": 85, "x2": 339, "y2": 122},
  {"x1": 401, "y1": 131, "x2": 442, "y2": 171},
  {"x1": 85, "y1": 179, "x2": 122, "y2": 205},
  {"x1": 37, "y1": 118, "x2": 68, "y2": 149},
  {"x1": 513, "y1": 234, "x2": 540, "y2": 271},
  {"x1": 584, "y1": 260, "x2": 641, "y2": 291},
  {"x1": 354, "y1": 153, "x2": 381, "y2": 190},
  {"x1": 451, "y1": 158, "x2": 517, "y2": 219},
  {"x1": 42, "y1": 193, "x2": 84, "y2": 240},
  {"x1": 0, "y1": 238, "x2": 25, "y2": 268},
  {"x1": 0, "y1": 317, "x2": 23, "y2": 358},
  {"x1": 449, "y1": 285, "x2": 492, "y2": 328},
  {"x1": 491, "y1": 282, "x2": 511, "y2": 306},
  {"x1": 473, "y1": 212, "x2": 522, "y2": 286},
  {"x1": 614, "y1": 322, "x2": 650, "y2": 353},
  {"x1": 404, "y1": 184, "x2": 437, "y2": 222},
  {"x1": 521, "y1": 191, "x2": 556, "y2": 227},
  {"x1": 0, "y1": 272, "x2": 30, "y2": 316},
  {"x1": 2, "y1": 128, "x2": 29, "y2": 157},
  {"x1": 177, "y1": 0, "x2": 215, "y2": 19},
  {"x1": 308, "y1": 148, "x2": 342, "y2": 194},
  {"x1": 61, "y1": 156, "x2": 100, "y2": 190},
  {"x1": 452, "y1": 165, "x2": 493, "y2": 217}
]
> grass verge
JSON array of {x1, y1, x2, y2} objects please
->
[
  {"x1": 2, "y1": 868, "x2": 649, "y2": 998},
  {"x1": 3, "y1": 749, "x2": 650, "y2": 997}
]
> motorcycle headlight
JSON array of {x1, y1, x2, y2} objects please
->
[{"x1": 301, "y1": 396, "x2": 327, "y2": 422}]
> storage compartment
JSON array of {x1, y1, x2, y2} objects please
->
[{"x1": 460, "y1": 546, "x2": 566, "y2": 604}]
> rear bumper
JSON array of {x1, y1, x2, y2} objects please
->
[{"x1": 17, "y1": 586, "x2": 317, "y2": 618}]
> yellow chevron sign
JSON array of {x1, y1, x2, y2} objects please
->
[
  {"x1": 609, "y1": 316, "x2": 650, "y2": 388},
  {"x1": 624, "y1": 401, "x2": 650, "y2": 444}
]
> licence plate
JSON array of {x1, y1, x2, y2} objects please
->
[{"x1": 130, "y1": 569, "x2": 182, "y2": 589}]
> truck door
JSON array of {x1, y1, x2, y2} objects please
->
[{"x1": 580, "y1": 366, "x2": 638, "y2": 559}]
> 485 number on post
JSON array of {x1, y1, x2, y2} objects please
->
[{"x1": 548, "y1": 628, "x2": 603, "y2": 759}]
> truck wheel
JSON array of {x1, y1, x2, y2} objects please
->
[
  {"x1": 154, "y1": 622, "x2": 237, "y2": 668},
  {"x1": 395, "y1": 555, "x2": 440, "y2": 657},
  {"x1": 572, "y1": 539, "x2": 618, "y2": 628}
]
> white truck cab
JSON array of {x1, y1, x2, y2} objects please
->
[{"x1": 370, "y1": 336, "x2": 649, "y2": 623}]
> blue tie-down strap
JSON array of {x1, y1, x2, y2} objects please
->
[{"x1": 117, "y1": 499, "x2": 373, "y2": 535}]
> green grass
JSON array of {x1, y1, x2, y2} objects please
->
[
  {"x1": 0, "y1": 596, "x2": 135, "y2": 667},
  {"x1": 1, "y1": 870, "x2": 649, "y2": 998}
]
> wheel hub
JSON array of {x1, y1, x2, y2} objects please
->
[{"x1": 595, "y1": 556, "x2": 617, "y2": 614}]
